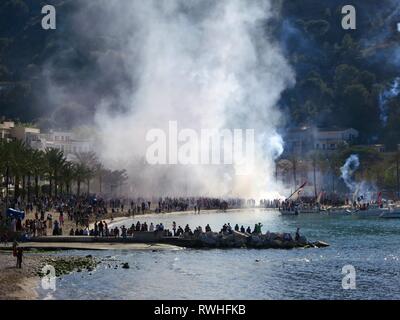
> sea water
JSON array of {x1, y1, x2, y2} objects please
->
[{"x1": 37, "y1": 209, "x2": 400, "y2": 300}]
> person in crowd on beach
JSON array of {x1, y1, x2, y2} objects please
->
[
  {"x1": 136, "y1": 221, "x2": 141, "y2": 232},
  {"x1": 94, "y1": 222, "x2": 98, "y2": 237},
  {"x1": 59, "y1": 212, "x2": 64, "y2": 227},
  {"x1": 205, "y1": 224, "x2": 211, "y2": 233},
  {"x1": 98, "y1": 221, "x2": 104, "y2": 237},
  {"x1": 246, "y1": 226, "x2": 251, "y2": 234},
  {"x1": 240, "y1": 225, "x2": 245, "y2": 233},
  {"x1": 234, "y1": 224, "x2": 239, "y2": 232},
  {"x1": 53, "y1": 220, "x2": 60, "y2": 236},
  {"x1": 149, "y1": 223, "x2": 154, "y2": 232},
  {"x1": 69, "y1": 228, "x2": 74, "y2": 236}
]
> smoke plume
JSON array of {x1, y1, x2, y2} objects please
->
[
  {"x1": 340, "y1": 154, "x2": 360, "y2": 193},
  {"x1": 43, "y1": 0, "x2": 295, "y2": 199}
]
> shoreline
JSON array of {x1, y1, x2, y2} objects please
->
[
  {"x1": 0, "y1": 251, "x2": 101, "y2": 300},
  {"x1": 105, "y1": 207, "x2": 257, "y2": 228},
  {"x1": 0, "y1": 251, "x2": 41, "y2": 300}
]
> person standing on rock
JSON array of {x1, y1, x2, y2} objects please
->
[{"x1": 295, "y1": 228, "x2": 301, "y2": 241}]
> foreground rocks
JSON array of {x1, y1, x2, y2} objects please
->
[{"x1": 37, "y1": 256, "x2": 99, "y2": 277}]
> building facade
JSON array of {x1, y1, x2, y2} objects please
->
[
  {"x1": 0, "y1": 120, "x2": 15, "y2": 141},
  {"x1": 284, "y1": 126, "x2": 359, "y2": 155},
  {"x1": 29, "y1": 130, "x2": 93, "y2": 156}
]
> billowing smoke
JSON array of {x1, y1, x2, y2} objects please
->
[
  {"x1": 379, "y1": 77, "x2": 400, "y2": 126},
  {"x1": 340, "y1": 154, "x2": 377, "y2": 202},
  {"x1": 43, "y1": 0, "x2": 295, "y2": 199},
  {"x1": 340, "y1": 154, "x2": 360, "y2": 193}
]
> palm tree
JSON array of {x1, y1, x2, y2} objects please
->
[
  {"x1": 74, "y1": 151, "x2": 98, "y2": 194},
  {"x1": 4, "y1": 140, "x2": 28, "y2": 202},
  {"x1": 61, "y1": 162, "x2": 74, "y2": 195},
  {"x1": 30, "y1": 149, "x2": 46, "y2": 199},
  {"x1": 104, "y1": 169, "x2": 128, "y2": 195},
  {"x1": 94, "y1": 163, "x2": 105, "y2": 194},
  {"x1": 44, "y1": 148, "x2": 66, "y2": 197},
  {"x1": 73, "y1": 163, "x2": 92, "y2": 196}
]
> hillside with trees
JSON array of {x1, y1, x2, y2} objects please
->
[{"x1": 1, "y1": 0, "x2": 400, "y2": 148}]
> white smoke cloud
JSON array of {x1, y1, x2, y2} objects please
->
[
  {"x1": 340, "y1": 154, "x2": 360, "y2": 193},
  {"x1": 340, "y1": 154, "x2": 377, "y2": 202},
  {"x1": 46, "y1": 0, "x2": 295, "y2": 199}
]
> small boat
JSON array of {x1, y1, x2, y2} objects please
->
[
  {"x1": 352, "y1": 207, "x2": 389, "y2": 217},
  {"x1": 379, "y1": 208, "x2": 400, "y2": 219},
  {"x1": 299, "y1": 206, "x2": 320, "y2": 214},
  {"x1": 279, "y1": 207, "x2": 299, "y2": 216}
]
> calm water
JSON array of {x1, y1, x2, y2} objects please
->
[{"x1": 37, "y1": 209, "x2": 400, "y2": 300}]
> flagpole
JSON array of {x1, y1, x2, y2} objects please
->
[{"x1": 287, "y1": 181, "x2": 307, "y2": 200}]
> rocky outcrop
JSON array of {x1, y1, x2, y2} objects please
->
[{"x1": 188, "y1": 231, "x2": 328, "y2": 249}]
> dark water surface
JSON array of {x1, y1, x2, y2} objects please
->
[{"x1": 37, "y1": 209, "x2": 400, "y2": 300}]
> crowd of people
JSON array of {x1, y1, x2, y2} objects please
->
[
  {"x1": 66, "y1": 218, "x2": 302, "y2": 242},
  {"x1": 0, "y1": 193, "x2": 310, "y2": 242}
]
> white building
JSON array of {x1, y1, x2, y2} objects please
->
[
  {"x1": 285, "y1": 126, "x2": 359, "y2": 155},
  {"x1": 29, "y1": 130, "x2": 93, "y2": 157},
  {"x1": 0, "y1": 120, "x2": 15, "y2": 141}
]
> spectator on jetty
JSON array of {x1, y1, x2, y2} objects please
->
[
  {"x1": 121, "y1": 226, "x2": 127, "y2": 239},
  {"x1": 172, "y1": 221, "x2": 177, "y2": 235},
  {"x1": 295, "y1": 228, "x2": 301, "y2": 241},
  {"x1": 176, "y1": 226, "x2": 184, "y2": 236}
]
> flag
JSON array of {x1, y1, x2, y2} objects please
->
[
  {"x1": 377, "y1": 192, "x2": 382, "y2": 206},
  {"x1": 316, "y1": 191, "x2": 324, "y2": 204},
  {"x1": 288, "y1": 181, "x2": 307, "y2": 201}
]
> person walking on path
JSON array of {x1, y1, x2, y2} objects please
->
[{"x1": 16, "y1": 247, "x2": 23, "y2": 269}]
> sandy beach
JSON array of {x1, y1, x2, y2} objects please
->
[{"x1": 0, "y1": 251, "x2": 41, "y2": 300}]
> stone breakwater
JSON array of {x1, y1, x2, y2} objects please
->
[
  {"x1": 27, "y1": 231, "x2": 329, "y2": 250},
  {"x1": 184, "y1": 231, "x2": 329, "y2": 249}
]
